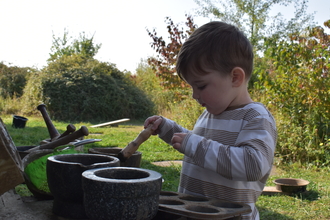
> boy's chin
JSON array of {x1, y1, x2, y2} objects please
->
[
  {"x1": 206, "y1": 108, "x2": 223, "y2": 115},
  {"x1": 206, "y1": 108, "x2": 221, "y2": 115}
]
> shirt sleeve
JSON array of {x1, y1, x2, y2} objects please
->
[
  {"x1": 179, "y1": 115, "x2": 276, "y2": 182},
  {"x1": 157, "y1": 116, "x2": 190, "y2": 145}
]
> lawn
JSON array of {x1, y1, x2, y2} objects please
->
[{"x1": 2, "y1": 115, "x2": 330, "y2": 219}]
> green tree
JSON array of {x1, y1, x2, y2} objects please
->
[
  {"x1": 258, "y1": 20, "x2": 330, "y2": 164},
  {"x1": 48, "y1": 30, "x2": 101, "y2": 62},
  {"x1": 0, "y1": 62, "x2": 31, "y2": 98},
  {"x1": 194, "y1": 0, "x2": 315, "y2": 50}
]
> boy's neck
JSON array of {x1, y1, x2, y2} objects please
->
[
  {"x1": 225, "y1": 102, "x2": 254, "y2": 111},
  {"x1": 230, "y1": 86, "x2": 253, "y2": 108}
]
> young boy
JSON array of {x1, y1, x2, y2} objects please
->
[{"x1": 144, "y1": 21, "x2": 277, "y2": 220}]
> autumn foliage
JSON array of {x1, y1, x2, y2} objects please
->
[{"x1": 146, "y1": 15, "x2": 197, "y2": 90}]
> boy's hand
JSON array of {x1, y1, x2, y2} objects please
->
[
  {"x1": 144, "y1": 116, "x2": 162, "y2": 135},
  {"x1": 171, "y1": 133, "x2": 187, "y2": 150}
]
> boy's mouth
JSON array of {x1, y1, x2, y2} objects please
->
[{"x1": 196, "y1": 99, "x2": 206, "y2": 107}]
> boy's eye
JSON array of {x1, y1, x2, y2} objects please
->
[{"x1": 197, "y1": 85, "x2": 206, "y2": 90}]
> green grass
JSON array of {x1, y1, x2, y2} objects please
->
[
  {"x1": 259, "y1": 165, "x2": 330, "y2": 219},
  {"x1": 3, "y1": 115, "x2": 330, "y2": 219}
]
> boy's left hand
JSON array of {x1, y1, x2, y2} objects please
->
[{"x1": 171, "y1": 133, "x2": 187, "y2": 150}]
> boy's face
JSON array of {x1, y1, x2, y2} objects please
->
[{"x1": 185, "y1": 70, "x2": 236, "y2": 115}]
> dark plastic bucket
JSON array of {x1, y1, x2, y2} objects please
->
[{"x1": 12, "y1": 115, "x2": 28, "y2": 128}]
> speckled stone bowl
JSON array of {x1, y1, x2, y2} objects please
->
[
  {"x1": 82, "y1": 167, "x2": 162, "y2": 220},
  {"x1": 47, "y1": 154, "x2": 120, "y2": 219}
]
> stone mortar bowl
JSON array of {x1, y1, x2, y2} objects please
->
[
  {"x1": 47, "y1": 153, "x2": 120, "y2": 219},
  {"x1": 82, "y1": 167, "x2": 162, "y2": 220},
  {"x1": 88, "y1": 147, "x2": 142, "y2": 167}
]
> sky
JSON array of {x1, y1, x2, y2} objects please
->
[{"x1": 0, "y1": 0, "x2": 329, "y2": 73}]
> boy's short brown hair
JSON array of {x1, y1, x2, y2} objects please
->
[{"x1": 176, "y1": 21, "x2": 253, "y2": 81}]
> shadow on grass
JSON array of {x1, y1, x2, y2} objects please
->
[
  {"x1": 258, "y1": 190, "x2": 320, "y2": 219},
  {"x1": 262, "y1": 189, "x2": 320, "y2": 201},
  {"x1": 291, "y1": 189, "x2": 320, "y2": 201}
]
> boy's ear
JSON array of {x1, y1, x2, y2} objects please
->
[{"x1": 231, "y1": 67, "x2": 245, "y2": 87}]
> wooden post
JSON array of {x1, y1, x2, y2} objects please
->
[{"x1": 0, "y1": 118, "x2": 24, "y2": 196}]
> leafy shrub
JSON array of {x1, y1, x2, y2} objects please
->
[
  {"x1": 0, "y1": 62, "x2": 31, "y2": 99},
  {"x1": 21, "y1": 55, "x2": 155, "y2": 122},
  {"x1": 133, "y1": 60, "x2": 167, "y2": 114},
  {"x1": 168, "y1": 94, "x2": 204, "y2": 130},
  {"x1": 20, "y1": 71, "x2": 45, "y2": 115},
  {"x1": 133, "y1": 60, "x2": 191, "y2": 115},
  {"x1": 134, "y1": 60, "x2": 203, "y2": 129},
  {"x1": 0, "y1": 96, "x2": 23, "y2": 115},
  {"x1": 254, "y1": 22, "x2": 330, "y2": 165}
]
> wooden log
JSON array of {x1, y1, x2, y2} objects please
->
[
  {"x1": 0, "y1": 118, "x2": 24, "y2": 196},
  {"x1": 262, "y1": 186, "x2": 282, "y2": 195},
  {"x1": 90, "y1": 118, "x2": 130, "y2": 128}
]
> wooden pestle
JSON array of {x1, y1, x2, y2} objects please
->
[
  {"x1": 58, "y1": 124, "x2": 76, "y2": 139},
  {"x1": 37, "y1": 104, "x2": 61, "y2": 141},
  {"x1": 25, "y1": 126, "x2": 89, "y2": 153},
  {"x1": 117, "y1": 125, "x2": 154, "y2": 162}
]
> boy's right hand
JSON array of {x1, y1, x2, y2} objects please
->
[{"x1": 144, "y1": 115, "x2": 162, "y2": 135}]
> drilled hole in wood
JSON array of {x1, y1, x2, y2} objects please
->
[
  {"x1": 210, "y1": 201, "x2": 243, "y2": 209},
  {"x1": 179, "y1": 195, "x2": 209, "y2": 202},
  {"x1": 185, "y1": 205, "x2": 219, "y2": 213}
]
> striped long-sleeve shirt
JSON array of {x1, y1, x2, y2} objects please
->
[{"x1": 157, "y1": 102, "x2": 277, "y2": 220}]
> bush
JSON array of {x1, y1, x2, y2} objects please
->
[
  {"x1": 21, "y1": 55, "x2": 155, "y2": 122},
  {"x1": 134, "y1": 60, "x2": 203, "y2": 129},
  {"x1": 168, "y1": 95, "x2": 204, "y2": 130},
  {"x1": 253, "y1": 23, "x2": 330, "y2": 165},
  {"x1": 0, "y1": 96, "x2": 23, "y2": 115},
  {"x1": 0, "y1": 62, "x2": 31, "y2": 99},
  {"x1": 134, "y1": 60, "x2": 189, "y2": 115}
]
